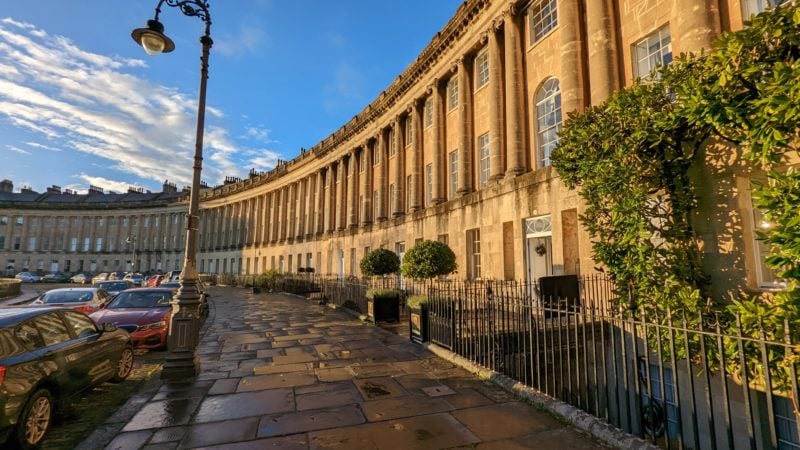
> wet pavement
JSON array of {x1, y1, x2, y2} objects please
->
[{"x1": 101, "y1": 287, "x2": 607, "y2": 449}]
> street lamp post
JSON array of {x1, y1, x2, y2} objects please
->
[
  {"x1": 132, "y1": 0, "x2": 212, "y2": 380},
  {"x1": 125, "y1": 235, "x2": 137, "y2": 272}
]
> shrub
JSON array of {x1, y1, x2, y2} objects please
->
[
  {"x1": 366, "y1": 288, "x2": 400, "y2": 300},
  {"x1": 256, "y1": 269, "x2": 281, "y2": 290},
  {"x1": 406, "y1": 294, "x2": 429, "y2": 309},
  {"x1": 360, "y1": 249, "x2": 400, "y2": 276},
  {"x1": 401, "y1": 240, "x2": 457, "y2": 280}
]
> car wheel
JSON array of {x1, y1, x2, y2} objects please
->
[
  {"x1": 111, "y1": 346, "x2": 134, "y2": 382},
  {"x1": 16, "y1": 388, "x2": 53, "y2": 449}
]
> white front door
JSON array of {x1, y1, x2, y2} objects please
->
[{"x1": 524, "y1": 215, "x2": 553, "y2": 282}]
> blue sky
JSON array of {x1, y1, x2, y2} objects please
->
[{"x1": 0, "y1": 1, "x2": 461, "y2": 193}]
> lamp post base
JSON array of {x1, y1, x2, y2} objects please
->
[
  {"x1": 162, "y1": 350, "x2": 201, "y2": 380},
  {"x1": 161, "y1": 282, "x2": 202, "y2": 381}
]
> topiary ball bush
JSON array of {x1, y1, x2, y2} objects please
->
[
  {"x1": 401, "y1": 240, "x2": 457, "y2": 280},
  {"x1": 360, "y1": 248, "x2": 400, "y2": 276}
]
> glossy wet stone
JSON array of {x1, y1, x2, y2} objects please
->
[
  {"x1": 181, "y1": 417, "x2": 259, "y2": 448},
  {"x1": 104, "y1": 288, "x2": 607, "y2": 449},
  {"x1": 122, "y1": 398, "x2": 202, "y2": 431},
  {"x1": 192, "y1": 389, "x2": 294, "y2": 423},
  {"x1": 104, "y1": 430, "x2": 152, "y2": 450}
]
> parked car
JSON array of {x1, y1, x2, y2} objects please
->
[
  {"x1": 166, "y1": 270, "x2": 182, "y2": 282},
  {"x1": 90, "y1": 288, "x2": 174, "y2": 350},
  {"x1": 14, "y1": 272, "x2": 40, "y2": 283},
  {"x1": 70, "y1": 273, "x2": 93, "y2": 284},
  {"x1": 41, "y1": 272, "x2": 70, "y2": 283},
  {"x1": 93, "y1": 281, "x2": 134, "y2": 297},
  {"x1": 0, "y1": 307, "x2": 133, "y2": 448},
  {"x1": 145, "y1": 275, "x2": 165, "y2": 287},
  {"x1": 91, "y1": 273, "x2": 110, "y2": 284},
  {"x1": 123, "y1": 273, "x2": 145, "y2": 286},
  {"x1": 108, "y1": 272, "x2": 126, "y2": 281},
  {"x1": 159, "y1": 281, "x2": 208, "y2": 318},
  {"x1": 31, "y1": 288, "x2": 111, "y2": 315}
]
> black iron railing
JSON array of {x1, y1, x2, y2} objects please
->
[{"x1": 427, "y1": 278, "x2": 800, "y2": 450}]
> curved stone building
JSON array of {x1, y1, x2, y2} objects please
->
[{"x1": 0, "y1": 0, "x2": 784, "y2": 295}]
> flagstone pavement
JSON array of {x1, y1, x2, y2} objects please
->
[{"x1": 100, "y1": 287, "x2": 608, "y2": 449}]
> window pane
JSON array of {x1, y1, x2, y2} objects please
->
[{"x1": 33, "y1": 313, "x2": 72, "y2": 347}]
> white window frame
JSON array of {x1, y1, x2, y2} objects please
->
[
  {"x1": 466, "y1": 228, "x2": 481, "y2": 280},
  {"x1": 447, "y1": 77, "x2": 458, "y2": 111},
  {"x1": 478, "y1": 132, "x2": 490, "y2": 187},
  {"x1": 742, "y1": 0, "x2": 787, "y2": 19},
  {"x1": 424, "y1": 98, "x2": 433, "y2": 128},
  {"x1": 750, "y1": 196, "x2": 786, "y2": 290},
  {"x1": 389, "y1": 183, "x2": 396, "y2": 215},
  {"x1": 389, "y1": 129, "x2": 396, "y2": 156},
  {"x1": 535, "y1": 78, "x2": 562, "y2": 168},
  {"x1": 449, "y1": 151, "x2": 458, "y2": 199},
  {"x1": 633, "y1": 26, "x2": 672, "y2": 79},
  {"x1": 528, "y1": 0, "x2": 558, "y2": 46},
  {"x1": 405, "y1": 117, "x2": 413, "y2": 146},
  {"x1": 475, "y1": 49, "x2": 489, "y2": 90},
  {"x1": 425, "y1": 164, "x2": 433, "y2": 206}
]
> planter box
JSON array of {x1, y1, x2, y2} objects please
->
[
  {"x1": 367, "y1": 295, "x2": 400, "y2": 323},
  {"x1": 409, "y1": 305, "x2": 428, "y2": 343}
]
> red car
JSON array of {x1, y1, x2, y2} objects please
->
[
  {"x1": 31, "y1": 287, "x2": 111, "y2": 315},
  {"x1": 145, "y1": 275, "x2": 165, "y2": 287},
  {"x1": 90, "y1": 288, "x2": 173, "y2": 350}
]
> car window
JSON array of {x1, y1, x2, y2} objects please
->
[
  {"x1": 32, "y1": 313, "x2": 72, "y2": 347},
  {"x1": 15, "y1": 321, "x2": 46, "y2": 351},
  {"x1": 0, "y1": 328, "x2": 28, "y2": 359},
  {"x1": 108, "y1": 291, "x2": 172, "y2": 308},
  {"x1": 42, "y1": 290, "x2": 94, "y2": 304},
  {"x1": 62, "y1": 311, "x2": 97, "y2": 338}
]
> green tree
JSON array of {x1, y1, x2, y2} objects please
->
[
  {"x1": 359, "y1": 248, "x2": 400, "y2": 276},
  {"x1": 401, "y1": 240, "x2": 457, "y2": 280}
]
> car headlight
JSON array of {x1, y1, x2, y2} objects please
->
[{"x1": 139, "y1": 320, "x2": 168, "y2": 331}]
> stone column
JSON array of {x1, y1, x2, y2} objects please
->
[
  {"x1": 377, "y1": 131, "x2": 388, "y2": 221},
  {"x1": 488, "y1": 24, "x2": 504, "y2": 180},
  {"x1": 328, "y1": 164, "x2": 337, "y2": 232},
  {"x1": 281, "y1": 187, "x2": 289, "y2": 241},
  {"x1": 348, "y1": 151, "x2": 359, "y2": 227},
  {"x1": 559, "y1": 0, "x2": 586, "y2": 114},
  {"x1": 316, "y1": 169, "x2": 325, "y2": 234},
  {"x1": 337, "y1": 159, "x2": 347, "y2": 230},
  {"x1": 271, "y1": 191, "x2": 279, "y2": 243},
  {"x1": 671, "y1": 0, "x2": 720, "y2": 55},
  {"x1": 457, "y1": 56, "x2": 473, "y2": 195},
  {"x1": 297, "y1": 179, "x2": 306, "y2": 239},
  {"x1": 410, "y1": 101, "x2": 422, "y2": 211},
  {"x1": 430, "y1": 79, "x2": 445, "y2": 203},
  {"x1": 586, "y1": 0, "x2": 619, "y2": 105},
  {"x1": 361, "y1": 140, "x2": 373, "y2": 225},
  {"x1": 305, "y1": 176, "x2": 315, "y2": 237},
  {"x1": 504, "y1": 8, "x2": 526, "y2": 176},
  {"x1": 393, "y1": 117, "x2": 405, "y2": 216},
  {"x1": 288, "y1": 183, "x2": 297, "y2": 240}
]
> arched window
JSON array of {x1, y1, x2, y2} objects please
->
[{"x1": 535, "y1": 78, "x2": 562, "y2": 168}]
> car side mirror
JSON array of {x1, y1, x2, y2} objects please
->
[{"x1": 100, "y1": 322, "x2": 118, "y2": 332}]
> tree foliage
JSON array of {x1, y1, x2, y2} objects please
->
[
  {"x1": 551, "y1": 62, "x2": 711, "y2": 316},
  {"x1": 359, "y1": 248, "x2": 400, "y2": 276},
  {"x1": 552, "y1": 3, "x2": 800, "y2": 388},
  {"x1": 401, "y1": 240, "x2": 457, "y2": 280}
]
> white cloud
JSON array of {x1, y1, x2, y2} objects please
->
[
  {"x1": 0, "y1": 18, "x2": 284, "y2": 189},
  {"x1": 5, "y1": 144, "x2": 29, "y2": 155},
  {"x1": 23, "y1": 141, "x2": 61, "y2": 152},
  {"x1": 77, "y1": 174, "x2": 132, "y2": 193},
  {"x1": 243, "y1": 125, "x2": 276, "y2": 143}
]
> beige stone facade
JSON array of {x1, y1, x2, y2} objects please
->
[{"x1": 0, "y1": 0, "x2": 784, "y2": 296}]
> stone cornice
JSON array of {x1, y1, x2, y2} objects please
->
[{"x1": 201, "y1": 0, "x2": 495, "y2": 202}]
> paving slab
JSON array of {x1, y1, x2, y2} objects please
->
[
  {"x1": 192, "y1": 389, "x2": 294, "y2": 423},
  {"x1": 180, "y1": 417, "x2": 259, "y2": 448},
  {"x1": 257, "y1": 404, "x2": 366, "y2": 437},
  {"x1": 308, "y1": 412, "x2": 480, "y2": 449},
  {"x1": 99, "y1": 287, "x2": 610, "y2": 450}
]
